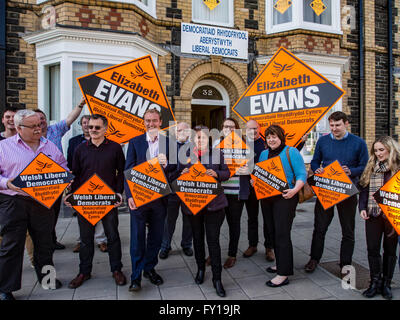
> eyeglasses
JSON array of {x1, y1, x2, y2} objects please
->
[
  {"x1": 88, "y1": 125, "x2": 103, "y2": 130},
  {"x1": 223, "y1": 125, "x2": 236, "y2": 129},
  {"x1": 20, "y1": 124, "x2": 42, "y2": 129}
]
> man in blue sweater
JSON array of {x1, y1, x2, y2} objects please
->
[{"x1": 304, "y1": 111, "x2": 368, "y2": 273}]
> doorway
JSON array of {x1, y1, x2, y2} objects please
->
[{"x1": 191, "y1": 105, "x2": 225, "y2": 129}]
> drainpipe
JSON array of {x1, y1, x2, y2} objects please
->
[
  {"x1": 359, "y1": 0, "x2": 365, "y2": 139},
  {"x1": 388, "y1": 0, "x2": 393, "y2": 136},
  {"x1": 0, "y1": 0, "x2": 6, "y2": 118}
]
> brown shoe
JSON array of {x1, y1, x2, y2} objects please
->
[
  {"x1": 265, "y1": 248, "x2": 275, "y2": 262},
  {"x1": 243, "y1": 246, "x2": 257, "y2": 258},
  {"x1": 304, "y1": 259, "x2": 318, "y2": 273},
  {"x1": 113, "y1": 271, "x2": 127, "y2": 286},
  {"x1": 73, "y1": 243, "x2": 80, "y2": 253},
  {"x1": 205, "y1": 256, "x2": 211, "y2": 266},
  {"x1": 98, "y1": 242, "x2": 108, "y2": 252},
  {"x1": 223, "y1": 256, "x2": 237, "y2": 269},
  {"x1": 68, "y1": 274, "x2": 91, "y2": 289}
]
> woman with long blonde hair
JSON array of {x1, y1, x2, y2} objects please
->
[{"x1": 359, "y1": 136, "x2": 400, "y2": 299}]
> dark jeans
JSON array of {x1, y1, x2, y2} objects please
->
[
  {"x1": 77, "y1": 208, "x2": 122, "y2": 275},
  {"x1": 130, "y1": 200, "x2": 166, "y2": 281},
  {"x1": 189, "y1": 209, "x2": 225, "y2": 281},
  {"x1": 225, "y1": 194, "x2": 244, "y2": 257},
  {"x1": 161, "y1": 195, "x2": 192, "y2": 251},
  {"x1": 0, "y1": 194, "x2": 55, "y2": 293},
  {"x1": 51, "y1": 196, "x2": 62, "y2": 243},
  {"x1": 366, "y1": 215, "x2": 398, "y2": 258},
  {"x1": 261, "y1": 194, "x2": 298, "y2": 276},
  {"x1": 310, "y1": 195, "x2": 357, "y2": 266}
]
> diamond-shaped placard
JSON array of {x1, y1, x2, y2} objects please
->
[
  {"x1": 310, "y1": 0, "x2": 327, "y2": 16},
  {"x1": 124, "y1": 157, "x2": 171, "y2": 208},
  {"x1": 251, "y1": 156, "x2": 288, "y2": 200},
  {"x1": 274, "y1": 0, "x2": 292, "y2": 14},
  {"x1": 373, "y1": 170, "x2": 400, "y2": 235},
  {"x1": 232, "y1": 47, "x2": 345, "y2": 147},
  {"x1": 12, "y1": 152, "x2": 74, "y2": 209},
  {"x1": 171, "y1": 162, "x2": 223, "y2": 215},
  {"x1": 67, "y1": 174, "x2": 119, "y2": 225},
  {"x1": 215, "y1": 131, "x2": 251, "y2": 177},
  {"x1": 203, "y1": 0, "x2": 220, "y2": 11},
  {"x1": 307, "y1": 160, "x2": 359, "y2": 210}
]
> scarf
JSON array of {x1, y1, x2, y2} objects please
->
[
  {"x1": 268, "y1": 142, "x2": 286, "y2": 159},
  {"x1": 368, "y1": 161, "x2": 389, "y2": 217}
]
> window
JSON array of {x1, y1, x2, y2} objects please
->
[
  {"x1": 48, "y1": 64, "x2": 60, "y2": 123},
  {"x1": 192, "y1": 0, "x2": 234, "y2": 27},
  {"x1": 266, "y1": 0, "x2": 341, "y2": 34}
]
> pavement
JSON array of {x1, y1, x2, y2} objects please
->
[{"x1": 13, "y1": 200, "x2": 400, "y2": 300}]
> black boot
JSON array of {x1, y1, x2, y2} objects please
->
[
  {"x1": 195, "y1": 269, "x2": 205, "y2": 284},
  {"x1": 213, "y1": 279, "x2": 226, "y2": 297},
  {"x1": 362, "y1": 256, "x2": 382, "y2": 298},
  {"x1": 382, "y1": 256, "x2": 397, "y2": 300}
]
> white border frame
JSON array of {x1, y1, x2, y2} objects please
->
[
  {"x1": 266, "y1": 0, "x2": 342, "y2": 35},
  {"x1": 192, "y1": 0, "x2": 234, "y2": 28}
]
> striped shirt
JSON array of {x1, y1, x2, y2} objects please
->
[
  {"x1": 0, "y1": 134, "x2": 68, "y2": 196},
  {"x1": 222, "y1": 175, "x2": 240, "y2": 195}
]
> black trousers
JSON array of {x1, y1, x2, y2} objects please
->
[
  {"x1": 365, "y1": 215, "x2": 398, "y2": 259},
  {"x1": 246, "y1": 188, "x2": 273, "y2": 249},
  {"x1": 261, "y1": 194, "x2": 298, "y2": 276},
  {"x1": 51, "y1": 196, "x2": 62, "y2": 244},
  {"x1": 161, "y1": 195, "x2": 193, "y2": 251},
  {"x1": 0, "y1": 194, "x2": 55, "y2": 293},
  {"x1": 310, "y1": 195, "x2": 358, "y2": 266},
  {"x1": 77, "y1": 208, "x2": 122, "y2": 275},
  {"x1": 188, "y1": 209, "x2": 225, "y2": 281},
  {"x1": 225, "y1": 194, "x2": 244, "y2": 257}
]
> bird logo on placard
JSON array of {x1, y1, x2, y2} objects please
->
[
  {"x1": 131, "y1": 63, "x2": 153, "y2": 80},
  {"x1": 327, "y1": 167, "x2": 342, "y2": 178},
  {"x1": 393, "y1": 176, "x2": 400, "y2": 192},
  {"x1": 268, "y1": 160, "x2": 281, "y2": 173},
  {"x1": 105, "y1": 122, "x2": 125, "y2": 139},
  {"x1": 145, "y1": 163, "x2": 160, "y2": 174},
  {"x1": 88, "y1": 182, "x2": 104, "y2": 193},
  {"x1": 284, "y1": 132, "x2": 296, "y2": 141},
  {"x1": 272, "y1": 61, "x2": 295, "y2": 78},
  {"x1": 191, "y1": 167, "x2": 206, "y2": 179},
  {"x1": 36, "y1": 160, "x2": 53, "y2": 172}
]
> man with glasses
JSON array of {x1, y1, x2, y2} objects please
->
[
  {"x1": 65, "y1": 114, "x2": 127, "y2": 289},
  {"x1": 0, "y1": 110, "x2": 66, "y2": 300}
]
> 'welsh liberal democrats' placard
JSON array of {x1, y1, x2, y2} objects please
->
[
  {"x1": 77, "y1": 55, "x2": 176, "y2": 144},
  {"x1": 307, "y1": 160, "x2": 358, "y2": 210},
  {"x1": 181, "y1": 23, "x2": 248, "y2": 60},
  {"x1": 251, "y1": 156, "x2": 288, "y2": 200},
  {"x1": 232, "y1": 47, "x2": 345, "y2": 147},
  {"x1": 215, "y1": 131, "x2": 250, "y2": 177},
  {"x1": 67, "y1": 174, "x2": 119, "y2": 226},
  {"x1": 373, "y1": 170, "x2": 400, "y2": 235},
  {"x1": 124, "y1": 158, "x2": 171, "y2": 208},
  {"x1": 171, "y1": 162, "x2": 223, "y2": 215},
  {"x1": 12, "y1": 152, "x2": 74, "y2": 209}
]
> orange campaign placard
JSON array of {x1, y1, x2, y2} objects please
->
[
  {"x1": 307, "y1": 160, "x2": 359, "y2": 210},
  {"x1": 251, "y1": 156, "x2": 288, "y2": 200},
  {"x1": 77, "y1": 55, "x2": 176, "y2": 144},
  {"x1": 67, "y1": 174, "x2": 119, "y2": 226},
  {"x1": 171, "y1": 162, "x2": 223, "y2": 215},
  {"x1": 373, "y1": 170, "x2": 400, "y2": 235},
  {"x1": 12, "y1": 152, "x2": 74, "y2": 209},
  {"x1": 215, "y1": 131, "x2": 251, "y2": 177},
  {"x1": 232, "y1": 47, "x2": 345, "y2": 147},
  {"x1": 124, "y1": 158, "x2": 171, "y2": 208}
]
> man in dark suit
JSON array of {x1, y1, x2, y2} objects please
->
[{"x1": 125, "y1": 108, "x2": 170, "y2": 292}]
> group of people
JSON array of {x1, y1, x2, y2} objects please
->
[{"x1": 0, "y1": 103, "x2": 399, "y2": 300}]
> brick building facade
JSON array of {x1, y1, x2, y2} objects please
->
[{"x1": 2, "y1": 0, "x2": 400, "y2": 156}]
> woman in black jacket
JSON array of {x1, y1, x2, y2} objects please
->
[
  {"x1": 179, "y1": 125, "x2": 230, "y2": 297},
  {"x1": 359, "y1": 135, "x2": 400, "y2": 299}
]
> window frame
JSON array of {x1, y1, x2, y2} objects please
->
[
  {"x1": 192, "y1": 0, "x2": 234, "y2": 28},
  {"x1": 266, "y1": 0, "x2": 342, "y2": 35}
]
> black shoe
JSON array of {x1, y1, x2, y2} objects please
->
[
  {"x1": 195, "y1": 269, "x2": 205, "y2": 284},
  {"x1": 143, "y1": 269, "x2": 164, "y2": 286},
  {"x1": 128, "y1": 279, "x2": 142, "y2": 292},
  {"x1": 266, "y1": 277, "x2": 289, "y2": 287},
  {"x1": 0, "y1": 292, "x2": 15, "y2": 300},
  {"x1": 182, "y1": 247, "x2": 193, "y2": 257},
  {"x1": 213, "y1": 280, "x2": 226, "y2": 297},
  {"x1": 54, "y1": 242, "x2": 66, "y2": 250},
  {"x1": 362, "y1": 276, "x2": 382, "y2": 298},
  {"x1": 382, "y1": 279, "x2": 393, "y2": 300},
  {"x1": 159, "y1": 249, "x2": 170, "y2": 260},
  {"x1": 266, "y1": 267, "x2": 277, "y2": 273}
]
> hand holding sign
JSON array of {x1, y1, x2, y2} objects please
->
[
  {"x1": 6, "y1": 179, "x2": 20, "y2": 192},
  {"x1": 206, "y1": 169, "x2": 217, "y2": 178},
  {"x1": 158, "y1": 153, "x2": 167, "y2": 168}
]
